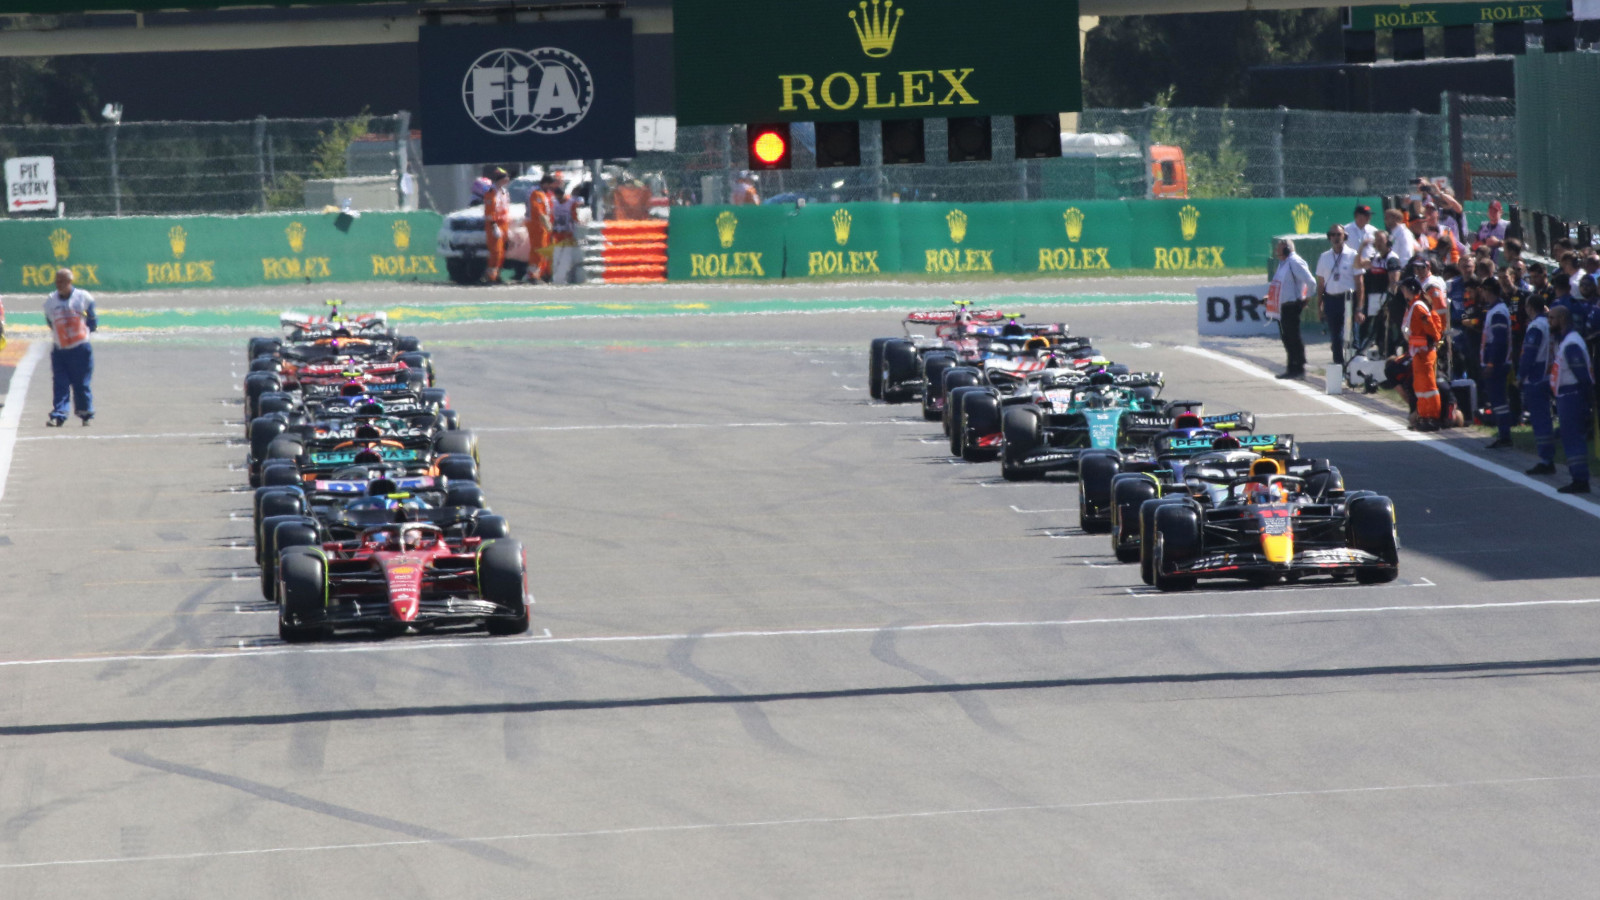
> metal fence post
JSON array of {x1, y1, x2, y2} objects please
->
[
  {"x1": 107, "y1": 122, "x2": 121, "y2": 217},
  {"x1": 1271, "y1": 107, "x2": 1287, "y2": 199},
  {"x1": 395, "y1": 110, "x2": 410, "y2": 211},
  {"x1": 1403, "y1": 110, "x2": 1420, "y2": 184},
  {"x1": 254, "y1": 116, "x2": 267, "y2": 212}
]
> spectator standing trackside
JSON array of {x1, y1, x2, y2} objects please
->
[
  {"x1": 1520, "y1": 293, "x2": 1557, "y2": 475},
  {"x1": 1316, "y1": 226, "x2": 1360, "y2": 368},
  {"x1": 731, "y1": 171, "x2": 760, "y2": 206},
  {"x1": 1549, "y1": 306, "x2": 1594, "y2": 493},
  {"x1": 1387, "y1": 208, "x2": 1419, "y2": 270},
  {"x1": 1271, "y1": 239, "x2": 1315, "y2": 379},
  {"x1": 1480, "y1": 279, "x2": 1514, "y2": 449},
  {"x1": 1345, "y1": 204, "x2": 1379, "y2": 268},
  {"x1": 43, "y1": 268, "x2": 96, "y2": 427},
  {"x1": 481, "y1": 167, "x2": 511, "y2": 285},
  {"x1": 550, "y1": 181, "x2": 586, "y2": 285},
  {"x1": 525, "y1": 174, "x2": 555, "y2": 284},
  {"x1": 1475, "y1": 200, "x2": 1508, "y2": 254}
]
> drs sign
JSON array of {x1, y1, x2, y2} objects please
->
[
  {"x1": 6, "y1": 156, "x2": 56, "y2": 214},
  {"x1": 419, "y1": 20, "x2": 635, "y2": 164},
  {"x1": 1197, "y1": 284, "x2": 1280, "y2": 337}
]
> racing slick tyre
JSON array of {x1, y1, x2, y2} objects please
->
[
  {"x1": 1305, "y1": 465, "x2": 1345, "y2": 502},
  {"x1": 921, "y1": 355, "x2": 957, "y2": 421},
  {"x1": 480, "y1": 540, "x2": 531, "y2": 635},
  {"x1": 1152, "y1": 505, "x2": 1201, "y2": 592},
  {"x1": 249, "y1": 417, "x2": 288, "y2": 467},
  {"x1": 1077, "y1": 452, "x2": 1120, "y2": 534},
  {"x1": 435, "y1": 430, "x2": 479, "y2": 464},
  {"x1": 261, "y1": 516, "x2": 319, "y2": 600},
  {"x1": 1111, "y1": 477, "x2": 1159, "y2": 562},
  {"x1": 947, "y1": 388, "x2": 986, "y2": 457},
  {"x1": 1000, "y1": 407, "x2": 1043, "y2": 481},
  {"x1": 261, "y1": 461, "x2": 301, "y2": 487},
  {"x1": 249, "y1": 357, "x2": 283, "y2": 374},
  {"x1": 257, "y1": 392, "x2": 297, "y2": 419},
  {"x1": 253, "y1": 488, "x2": 307, "y2": 563},
  {"x1": 436, "y1": 454, "x2": 479, "y2": 483},
  {"x1": 440, "y1": 409, "x2": 461, "y2": 431},
  {"x1": 247, "y1": 337, "x2": 282, "y2": 361},
  {"x1": 397, "y1": 352, "x2": 434, "y2": 387},
  {"x1": 264, "y1": 437, "x2": 303, "y2": 468},
  {"x1": 444, "y1": 483, "x2": 488, "y2": 510},
  {"x1": 278, "y1": 547, "x2": 331, "y2": 643},
  {"x1": 868, "y1": 337, "x2": 895, "y2": 400},
  {"x1": 419, "y1": 387, "x2": 449, "y2": 409},
  {"x1": 1348, "y1": 495, "x2": 1400, "y2": 584},
  {"x1": 960, "y1": 393, "x2": 1002, "y2": 462},
  {"x1": 472, "y1": 515, "x2": 511, "y2": 540},
  {"x1": 1140, "y1": 497, "x2": 1186, "y2": 586},
  {"x1": 244, "y1": 371, "x2": 282, "y2": 421},
  {"x1": 394, "y1": 335, "x2": 422, "y2": 353},
  {"x1": 881, "y1": 340, "x2": 920, "y2": 403},
  {"x1": 404, "y1": 367, "x2": 428, "y2": 392},
  {"x1": 940, "y1": 368, "x2": 983, "y2": 436}
]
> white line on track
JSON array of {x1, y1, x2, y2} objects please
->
[
  {"x1": 3, "y1": 772, "x2": 1595, "y2": 870},
  {"x1": 1010, "y1": 506, "x2": 1074, "y2": 514},
  {"x1": 1, "y1": 594, "x2": 1595, "y2": 669},
  {"x1": 1179, "y1": 345, "x2": 1600, "y2": 521},
  {"x1": 1125, "y1": 577, "x2": 1436, "y2": 597},
  {"x1": 472, "y1": 420, "x2": 925, "y2": 434},
  {"x1": 16, "y1": 430, "x2": 234, "y2": 442},
  {"x1": 0, "y1": 342, "x2": 48, "y2": 507}
]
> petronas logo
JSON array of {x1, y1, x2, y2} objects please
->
[
  {"x1": 849, "y1": 0, "x2": 904, "y2": 58},
  {"x1": 1291, "y1": 203, "x2": 1314, "y2": 235},
  {"x1": 49, "y1": 227, "x2": 71, "y2": 261},
  {"x1": 286, "y1": 221, "x2": 307, "y2": 254},
  {"x1": 1064, "y1": 207, "x2": 1084, "y2": 244},
  {"x1": 169, "y1": 225, "x2": 188, "y2": 258},
  {"x1": 1179, "y1": 204, "x2": 1200, "y2": 242},
  {"x1": 946, "y1": 208, "x2": 968, "y2": 244},
  {"x1": 833, "y1": 208, "x2": 853, "y2": 245},
  {"x1": 716, "y1": 210, "x2": 739, "y2": 248}
]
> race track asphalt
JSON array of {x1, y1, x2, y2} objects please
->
[{"x1": 0, "y1": 277, "x2": 1597, "y2": 898}]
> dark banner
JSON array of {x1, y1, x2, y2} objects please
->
[
  {"x1": 419, "y1": 20, "x2": 635, "y2": 165},
  {"x1": 1348, "y1": 2, "x2": 1569, "y2": 30},
  {"x1": 673, "y1": 0, "x2": 1080, "y2": 126}
]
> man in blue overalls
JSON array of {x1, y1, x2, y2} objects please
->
[
  {"x1": 42, "y1": 268, "x2": 97, "y2": 426},
  {"x1": 1481, "y1": 279, "x2": 1514, "y2": 449},
  {"x1": 1548, "y1": 305, "x2": 1592, "y2": 493},
  {"x1": 1520, "y1": 293, "x2": 1556, "y2": 475}
]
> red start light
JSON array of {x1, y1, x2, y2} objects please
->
[{"x1": 752, "y1": 131, "x2": 787, "y2": 165}]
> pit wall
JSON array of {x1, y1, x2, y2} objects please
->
[
  {"x1": 668, "y1": 197, "x2": 1383, "y2": 281},
  {"x1": 0, "y1": 210, "x2": 444, "y2": 293}
]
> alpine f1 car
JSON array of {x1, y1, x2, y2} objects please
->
[
  {"x1": 246, "y1": 391, "x2": 467, "y2": 486},
  {"x1": 1142, "y1": 460, "x2": 1399, "y2": 591},
  {"x1": 273, "y1": 522, "x2": 530, "y2": 642},
  {"x1": 869, "y1": 303, "x2": 1078, "y2": 407}
]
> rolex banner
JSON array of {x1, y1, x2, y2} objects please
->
[
  {"x1": 669, "y1": 197, "x2": 1381, "y2": 280},
  {"x1": 673, "y1": 0, "x2": 1081, "y2": 126}
]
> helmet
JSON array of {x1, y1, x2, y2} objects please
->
[
  {"x1": 1088, "y1": 370, "x2": 1115, "y2": 386},
  {"x1": 1173, "y1": 412, "x2": 1203, "y2": 430},
  {"x1": 470, "y1": 177, "x2": 492, "y2": 201},
  {"x1": 1211, "y1": 434, "x2": 1242, "y2": 450},
  {"x1": 340, "y1": 382, "x2": 367, "y2": 397}
]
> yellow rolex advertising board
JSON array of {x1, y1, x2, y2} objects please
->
[{"x1": 673, "y1": 0, "x2": 1081, "y2": 126}]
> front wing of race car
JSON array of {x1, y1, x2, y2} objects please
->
[{"x1": 1166, "y1": 545, "x2": 1392, "y2": 579}]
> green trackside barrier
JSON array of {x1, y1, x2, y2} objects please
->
[
  {"x1": 665, "y1": 204, "x2": 788, "y2": 281},
  {"x1": 787, "y1": 203, "x2": 903, "y2": 278},
  {"x1": 671, "y1": 196, "x2": 1385, "y2": 281},
  {"x1": 899, "y1": 203, "x2": 1017, "y2": 277},
  {"x1": 0, "y1": 210, "x2": 444, "y2": 293},
  {"x1": 1013, "y1": 201, "x2": 1133, "y2": 274}
]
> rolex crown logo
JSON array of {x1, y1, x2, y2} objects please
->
[
  {"x1": 1064, "y1": 207, "x2": 1085, "y2": 244},
  {"x1": 716, "y1": 210, "x2": 739, "y2": 249},
  {"x1": 168, "y1": 225, "x2": 188, "y2": 259},
  {"x1": 1178, "y1": 204, "x2": 1201, "y2": 242},
  {"x1": 946, "y1": 208, "x2": 968, "y2": 244},
  {"x1": 1291, "y1": 203, "x2": 1314, "y2": 235},
  {"x1": 832, "y1": 208, "x2": 853, "y2": 246},
  {"x1": 393, "y1": 220, "x2": 412, "y2": 251},
  {"x1": 48, "y1": 227, "x2": 71, "y2": 261},
  {"x1": 849, "y1": 0, "x2": 904, "y2": 59},
  {"x1": 286, "y1": 221, "x2": 307, "y2": 254}
]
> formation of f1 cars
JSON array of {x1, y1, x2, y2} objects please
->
[
  {"x1": 241, "y1": 301, "x2": 530, "y2": 642},
  {"x1": 869, "y1": 303, "x2": 1401, "y2": 591}
]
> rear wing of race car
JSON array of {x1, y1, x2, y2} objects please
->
[
  {"x1": 305, "y1": 447, "x2": 425, "y2": 469},
  {"x1": 310, "y1": 475, "x2": 440, "y2": 496},
  {"x1": 903, "y1": 309, "x2": 1004, "y2": 325},
  {"x1": 1046, "y1": 371, "x2": 1165, "y2": 390},
  {"x1": 1156, "y1": 431, "x2": 1291, "y2": 455},
  {"x1": 1200, "y1": 411, "x2": 1257, "y2": 432}
]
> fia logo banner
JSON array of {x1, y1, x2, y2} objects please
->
[{"x1": 462, "y1": 47, "x2": 595, "y2": 136}]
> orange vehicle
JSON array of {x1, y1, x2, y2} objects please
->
[{"x1": 1149, "y1": 144, "x2": 1188, "y2": 199}]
